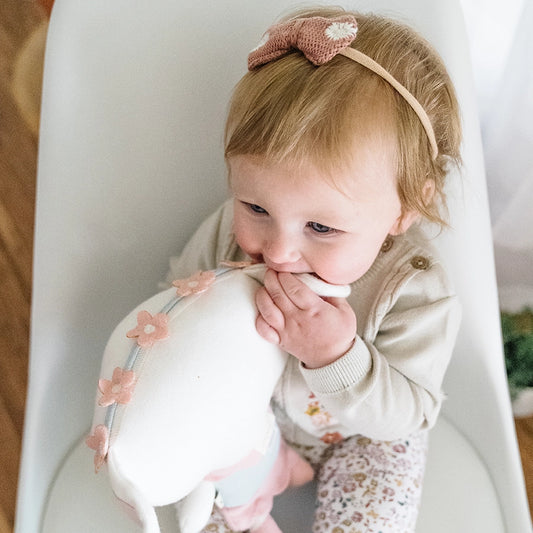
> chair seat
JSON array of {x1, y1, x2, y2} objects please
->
[{"x1": 42, "y1": 415, "x2": 504, "y2": 532}]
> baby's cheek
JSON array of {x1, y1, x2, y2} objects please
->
[
  {"x1": 235, "y1": 234, "x2": 259, "y2": 259},
  {"x1": 233, "y1": 219, "x2": 255, "y2": 255},
  {"x1": 320, "y1": 254, "x2": 371, "y2": 285}
]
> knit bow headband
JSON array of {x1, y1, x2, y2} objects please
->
[{"x1": 248, "y1": 15, "x2": 439, "y2": 160}]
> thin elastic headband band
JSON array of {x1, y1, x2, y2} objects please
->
[
  {"x1": 248, "y1": 15, "x2": 439, "y2": 160},
  {"x1": 339, "y1": 48, "x2": 438, "y2": 159}
]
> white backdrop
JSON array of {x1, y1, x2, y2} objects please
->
[{"x1": 460, "y1": 0, "x2": 533, "y2": 308}]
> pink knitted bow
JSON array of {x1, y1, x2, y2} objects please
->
[{"x1": 248, "y1": 15, "x2": 358, "y2": 70}]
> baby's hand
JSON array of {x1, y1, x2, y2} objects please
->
[{"x1": 255, "y1": 269, "x2": 357, "y2": 369}]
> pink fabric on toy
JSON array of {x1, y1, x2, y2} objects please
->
[
  {"x1": 220, "y1": 440, "x2": 313, "y2": 532},
  {"x1": 248, "y1": 15, "x2": 358, "y2": 69},
  {"x1": 205, "y1": 449, "x2": 264, "y2": 482}
]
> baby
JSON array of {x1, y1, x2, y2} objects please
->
[{"x1": 166, "y1": 6, "x2": 462, "y2": 532}]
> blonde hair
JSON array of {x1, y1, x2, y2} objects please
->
[{"x1": 224, "y1": 7, "x2": 462, "y2": 226}]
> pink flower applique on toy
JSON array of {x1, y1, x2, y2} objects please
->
[
  {"x1": 86, "y1": 424, "x2": 110, "y2": 472},
  {"x1": 172, "y1": 270, "x2": 216, "y2": 297},
  {"x1": 126, "y1": 310, "x2": 170, "y2": 347},
  {"x1": 98, "y1": 367, "x2": 136, "y2": 407}
]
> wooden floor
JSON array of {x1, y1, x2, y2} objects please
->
[
  {"x1": 516, "y1": 416, "x2": 533, "y2": 523},
  {"x1": 1, "y1": 2, "x2": 43, "y2": 532},
  {"x1": 1, "y1": 3, "x2": 532, "y2": 533}
]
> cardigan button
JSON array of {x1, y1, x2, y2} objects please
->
[
  {"x1": 380, "y1": 237, "x2": 393, "y2": 253},
  {"x1": 411, "y1": 255, "x2": 430, "y2": 270}
]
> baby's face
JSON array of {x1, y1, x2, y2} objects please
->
[{"x1": 229, "y1": 149, "x2": 415, "y2": 285}]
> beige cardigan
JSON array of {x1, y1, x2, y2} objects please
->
[{"x1": 165, "y1": 200, "x2": 461, "y2": 445}]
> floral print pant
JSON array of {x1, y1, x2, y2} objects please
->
[{"x1": 200, "y1": 431, "x2": 428, "y2": 533}]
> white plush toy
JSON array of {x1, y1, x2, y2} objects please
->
[{"x1": 87, "y1": 263, "x2": 350, "y2": 533}]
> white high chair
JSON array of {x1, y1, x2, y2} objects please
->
[{"x1": 15, "y1": 0, "x2": 531, "y2": 532}]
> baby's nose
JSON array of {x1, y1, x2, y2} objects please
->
[{"x1": 264, "y1": 233, "x2": 300, "y2": 265}]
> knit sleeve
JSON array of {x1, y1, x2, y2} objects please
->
[{"x1": 299, "y1": 260, "x2": 461, "y2": 441}]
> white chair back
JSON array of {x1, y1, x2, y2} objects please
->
[{"x1": 16, "y1": 1, "x2": 531, "y2": 532}]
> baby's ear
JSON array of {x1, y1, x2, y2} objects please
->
[{"x1": 421, "y1": 179, "x2": 436, "y2": 206}]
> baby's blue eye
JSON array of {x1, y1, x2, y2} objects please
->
[
  {"x1": 308, "y1": 221, "x2": 335, "y2": 234},
  {"x1": 248, "y1": 203, "x2": 267, "y2": 214}
]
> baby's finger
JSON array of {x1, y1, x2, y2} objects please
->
[
  {"x1": 277, "y1": 272, "x2": 321, "y2": 310},
  {"x1": 262, "y1": 269, "x2": 294, "y2": 313},
  {"x1": 256, "y1": 286, "x2": 285, "y2": 331},
  {"x1": 255, "y1": 314, "x2": 281, "y2": 345}
]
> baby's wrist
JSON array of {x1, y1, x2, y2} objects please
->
[{"x1": 300, "y1": 337, "x2": 356, "y2": 369}]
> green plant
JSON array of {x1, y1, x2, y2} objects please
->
[{"x1": 501, "y1": 307, "x2": 533, "y2": 399}]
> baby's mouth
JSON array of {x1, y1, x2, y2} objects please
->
[{"x1": 250, "y1": 254, "x2": 326, "y2": 282}]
